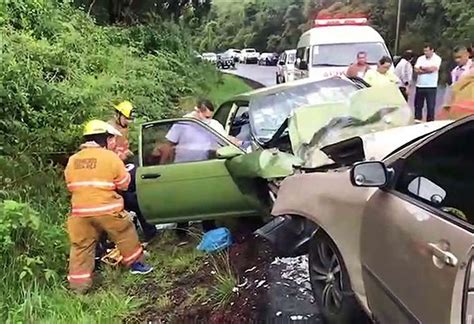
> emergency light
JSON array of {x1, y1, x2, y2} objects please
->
[{"x1": 312, "y1": 13, "x2": 368, "y2": 28}]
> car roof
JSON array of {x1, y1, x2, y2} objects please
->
[
  {"x1": 228, "y1": 76, "x2": 357, "y2": 102},
  {"x1": 298, "y1": 25, "x2": 385, "y2": 46},
  {"x1": 284, "y1": 49, "x2": 296, "y2": 54}
]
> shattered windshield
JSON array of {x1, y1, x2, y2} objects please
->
[{"x1": 249, "y1": 78, "x2": 358, "y2": 143}]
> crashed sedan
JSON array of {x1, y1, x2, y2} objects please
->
[
  {"x1": 260, "y1": 116, "x2": 473, "y2": 323},
  {"x1": 135, "y1": 77, "x2": 412, "y2": 225}
]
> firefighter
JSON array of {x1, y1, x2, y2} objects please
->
[
  {"x1": 109, "y1": 100, "x2": 134, "y2": 162},
  {"x1": 109, "y1": 100, "x2": 158, "y2": 241},
  {"x1": 65, "y1": 120, "x2": 153, "y2": 293}
]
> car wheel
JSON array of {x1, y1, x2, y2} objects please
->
[
  {"x1": 276, "y1": 74, "x2": 280, "y2": 84},
  {"x1": 309, "y1": 231, "x2": 365, "y2": 324}
]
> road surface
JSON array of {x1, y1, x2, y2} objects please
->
[
  {"x1": 225, "y1": 63, "x2": 278, "y2": 87},
  {"x1": 228, "y1": 63, "x2": 447, "y2": 115}
]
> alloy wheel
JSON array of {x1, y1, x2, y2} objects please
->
[{"x1": 310, "y1": 239, "x2": 344, "y2": 314}]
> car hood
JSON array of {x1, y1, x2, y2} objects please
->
[
  {"x1": 287, "y1": 84, "x2": 413, "y2": 167},
  {"x1": 319, "y1": 120, "x2": 453, "y2": 166}
]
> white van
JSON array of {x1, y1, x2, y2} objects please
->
[
  {"x1": 276, "y1": 49, "x2": 297, "y2": 84},
  {"x1": 294, "y1": 17, "x2": 391, "y2": 81}
]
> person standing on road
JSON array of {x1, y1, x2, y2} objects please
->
[
  {"x1": 65, "y1": 120, "x2": 153, "y2": 293},
  {"x1": 414, "y1": 44, "x2": 442, "y2": 122},
  {"x1": 108, "y1": 100, "x2": 158, "y2": 242},
  {"x1": 346, "y1": 51, "x2": 370, "y2": 78},
  {"x1": 364, "y1": 56, "x2": 400, "y2": 87},
  {"x1": 395, "y1": 50, "x2": 414, "y2": 100}
]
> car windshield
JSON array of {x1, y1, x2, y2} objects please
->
[
  {"x1": 312, "y1": 43, "x2": 388, "y2": 66},
  {"x1": 249, "y1": 78, "x2": 358, "y2": 142},
  {"x1": 287, "y1": 53, "x2": 296, "y2": 64},
  {"x1": 245, "y1": 49, "x2": 256, "y2": 53}
]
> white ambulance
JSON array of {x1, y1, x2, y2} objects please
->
[{"x1": 294, "y1": 16, "x2": 391, "y2": 81}]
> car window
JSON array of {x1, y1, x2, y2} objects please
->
[
  {"x1": 395, "y1": 121, "x2": 474, "y2": 225},
  {"x1": 229, "y1": 104, "x2": 251, "y2": 142},
  {"x1": 213, "y1": 101, "x2": 234, "y2": 127},
  {"x1": 141, "y1": 120, "x2": 226, "y2": 167},
  {"x1": 312, "y1": 42, "x2": 388, "y2": 67}
]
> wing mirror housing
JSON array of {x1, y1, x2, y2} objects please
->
[
  {"x1": 279, "y1": 61, "x2": 285, "y2": 65},
  {"x1": 408, "y1": 177, "x2": 446, "y2": 205},
  {"x1": 350, "y1": 161, "x2": 390, "y2": 187},
  {"x1": 216, "y1": 145, "x2": 244, "y2": 159}
]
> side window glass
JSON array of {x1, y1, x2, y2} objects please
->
[
  {"x1": 229, "y1": 104, "x2": 250, "y2": 141},
  {"x1": 141, "y1": 120, "x2": 227, "y2": 166},
  {"x1": 213, "y1": 102, "x2": 233, "y2": 128},
  {"x1": 395, "y1": 122, "x2": 474, "y2": 225},
  {"x1": 296, "y1": 47, "x2": 305, "y2": 68}
]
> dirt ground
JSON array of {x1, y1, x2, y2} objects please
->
[{"x1": 123, "y1": 221, "x2": 276, "y2": 324}]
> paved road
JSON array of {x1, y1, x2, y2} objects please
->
[
  {"x1": 225, "y1": 63, "x2": 278, "y2": 87},
  {"x1": 228, "y1": 63, "x2": 447, "y2": 116}
]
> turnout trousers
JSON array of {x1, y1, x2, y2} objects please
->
[{"x1": 66, "y1": 211, "x2": 143, "y2": 292}]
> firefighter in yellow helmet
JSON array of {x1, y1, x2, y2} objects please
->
[
  {"x1": 64, "y1": 120, "x2": 153, "y2": 293},
  {"x1": 110, "y1": 101, "x2": 158, "y2": 241},
  {"x1": 109, "y1": 100, "x2": 134, "y2": 162}
]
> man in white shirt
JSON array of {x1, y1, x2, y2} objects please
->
[
  {"x1": 451, "y1": 46, "x2": 472, "y2": 83},
  {"x1": 414, "y1": 44, "x2": 442, "y2": 121},
  {"x1": 395, "y1": 50, "x2": 414, "y2": 100}
]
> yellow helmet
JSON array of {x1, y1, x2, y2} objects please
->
[
  {"x1": 83, "y1": 120, "x2": 122, "y2": 136},
  {"x1": 114, "y1": 100, "x2": 134, "y2": 119}
]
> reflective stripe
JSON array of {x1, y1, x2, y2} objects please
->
[
  {"x1": 67, "y1": 272, "x2": 92, "y2": 282},
  {"x1": 115, "y1": 173, "x2": 130, "y2": 186},
  {"x1": 71, "y1": 202, "x2": 123, "y2": 216},
  {"x1": 67, "y1": 181, "x2": 116, "y2": 190},
  {"x1": 123, "y1": 246, "x2": 143, "y2": 264}
]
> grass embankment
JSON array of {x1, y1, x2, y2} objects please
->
[
  {"x1": 1, "y1": 74, "x2": 250, "y2": 323},
  {"x1": 1, "y1": 0, "x2": 252, "y2": 321}
]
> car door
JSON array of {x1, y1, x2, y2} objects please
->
[
  {"x1": 136, "y1": 118, "x2": 267, "y2": 224},
  {"x1": 360, "y1": 117, "x2": 474, "y2": 323}
]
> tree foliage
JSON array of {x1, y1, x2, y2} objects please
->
[{"x1": 192, "y1": 0, "x2": 473, "y2": 54}]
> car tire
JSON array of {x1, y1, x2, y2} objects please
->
[
  {"x1": 309, "y1": 230, "x2": 366, "y2": 324},
  {"x1": 276, "y1": 74, "x2": 280, "y2": 84}
]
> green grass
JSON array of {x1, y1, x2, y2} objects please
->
[{"x1": 208, "y1": 74, "x2": 252, "y2": 106}]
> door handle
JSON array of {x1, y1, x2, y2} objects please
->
[
  {"x1": 141, "y1": 173, "x2": 161, "y2": 180},
  {"x1": 428, "y1": 243, "x2": 458, "y2": 267}
]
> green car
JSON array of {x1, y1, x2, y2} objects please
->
[{"x1": 136, "y1": 77, "x2": 412, "y2": 224}]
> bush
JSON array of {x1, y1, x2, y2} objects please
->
[{"x1": 0, "y1": 0, "x2": 221, "y2": 320}]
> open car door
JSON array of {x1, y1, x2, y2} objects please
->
[{"x1": 135, "y1": 118, "x2": 269, "y2": 224}]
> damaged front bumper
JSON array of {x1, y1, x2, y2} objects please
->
[{"x1": 255, "y1": 215, "x2": 318, "y2": 257}]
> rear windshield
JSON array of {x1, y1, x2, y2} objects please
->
[
  {"x1": 312, "y1": 43, "x2": 388, "y2": 67},
  {"x1": 245, "y1": 49, "x2": 256, "y2": 52}
]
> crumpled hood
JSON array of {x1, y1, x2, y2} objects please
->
[{"x1": 288, "y1": 84, "x2": 413, "y2": 167}]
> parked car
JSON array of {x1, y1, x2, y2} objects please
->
[
  {"x1": 276, "y1": 49, "x2": 296, "y2": 84},
  {"x1": 217, "y1": 52, "x2": 235, "y2": 69},
  {"x1": 202, "y1": 52, "x2": 217, "y2": 64},
  {"x1": 258, "y1": 53, "x2": 279, "y2": 66},
  {"x1": 240, "y1": 48, "x2": 260, "y2": 64},
  {"x1": 259, "y1": 116, "x2": 474, "y2": 324},
  {"x1": 134, "y1": 78, "x2": 411, "y2": 225},
  {"x1": 226, "y1": 48, "x2": 241, "y2": 63}
]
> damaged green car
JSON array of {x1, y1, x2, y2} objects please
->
[{"x1": 136, "y1": 77, "x2": 412, "y2": 224}]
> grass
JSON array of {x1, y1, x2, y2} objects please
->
[
  {"x1": 210, "y1": 252, "x2": 239, "y2": 308},
  {"x1": 208, "y1": 74, "x2": 253, "y2": 106}
]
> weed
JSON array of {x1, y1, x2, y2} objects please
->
[
  {"x1": 210, "y1": 251, "x2": 238, "y2": 308},
  {"x1": 188, "y1": 287, "x2": 209, "y2": 305},
  {"x1": 155, "y1": 294, "x2": 173, "y2": 310}
]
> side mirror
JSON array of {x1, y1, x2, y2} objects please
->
[
  {"x1": 216, "y1": 145, "x2": 243, "y2": 159},
  {"x1": 351, "y1": 161, "x2": 389, "y2": 187},
  {"x1": 279, "y1": 61, "x2": 285, "y2": 65},
  {"x1": 407, "y1": 177, "x2": 446, "y2": 205}
]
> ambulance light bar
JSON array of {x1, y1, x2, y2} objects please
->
[{"x1": 313, "y1": 17, "x2": 368, "y2": 27}]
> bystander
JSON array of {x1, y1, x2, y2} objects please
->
[{"x1": 414, "y1": 44, "x2": 442, "y2": 122}]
